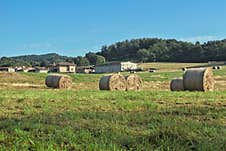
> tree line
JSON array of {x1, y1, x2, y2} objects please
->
[
  {"x1": 0, "y1": 53, "x2": 105, "y2": 67},
  {"x1": 1, "y1": 38, "x2": 226, "y2": 67},
  {"x1": 98, "y1": 38, "x2": 226, "y2": 63}
]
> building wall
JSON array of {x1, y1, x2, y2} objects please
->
[
  {"x1": 0, "y1": 68, "x2": 15, "y2": 72},
  {"x1": 121, "y1": 62, "x2": 137, "y2": 71},
  {"x1": 95, "y1": 64, "x2": 121, "y2": 73},
  {"x1": 58, "y1": 66, "x2": 76, "y2": 73},
  {"x1": 8, "y1": 68, "x2": 15, "y2": 72},
  {"x1": 58, "y1": 66, "x2": 67, "y2": 72},
  {"x1": 69, "y1": 66, "x2": 76, "y2": 72},
  {"x1": 38, "y1": 70, "x2": 48, "y2": 73},
  {"x1": 95, "y1": 62, "x2": 137, "y2": 73}
]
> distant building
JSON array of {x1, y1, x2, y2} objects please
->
[
  {"x1": 25, "y1": 67, "x2": 36, "y2": 72},
  {"x1": 15, "y1": 67, "x2": 24, "y2": 72},
  {"x1": 95, "y1": 61, "x2": 137, "y2": 73},
  {"x1": 0, "y1": 67, "x2": 15, "y2": 72},
  {"x1": 50, "y1": 62, "x2": 76, "y2": 73},
  {"x1": 76, "y1": 65, "x2": 95, "y2": 74},
  {"x1": 15, "y1": 66, "x2": 49, "y2": 73},
  {"x1": 15, "y1": 66, "x2": 27, "y2": 72},
  {"x1": 35, "y1": 67, "x2": 49, "y2": 73},
  {"x1": 208, "y1": 61, "x2": 225, "y2": 65},
  {"x1": 149, "y1": 68, "x2": 157, "y2": 72}
]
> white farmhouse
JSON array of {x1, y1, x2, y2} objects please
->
[{"x1": 95, "y1": 61, "x2": 137, "y2": 73}]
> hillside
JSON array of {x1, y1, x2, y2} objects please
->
[
  {"x1": 0, "y1": 53, "x2": 74, "y2": 67},
  {"x1": 1, "y1": 38, "x2": 226, "y2": 67}
]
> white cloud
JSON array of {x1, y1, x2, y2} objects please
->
[{"x1": 179, "y1": 36, "x2": 223, "y2": 43}]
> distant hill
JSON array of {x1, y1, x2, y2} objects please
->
[
  {"x1": 0, "y1": 53, "x2": 74, "y2": 67},
  {"x1": 1, "y1": 38, "x2": 226, "y2": 67}
]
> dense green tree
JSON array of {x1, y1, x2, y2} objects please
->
[
  {"x1": 0, "y1": 53, "x2": 74, "y2": 67},
  {"x1": 77, "y1": 57, "x2": 90, "y2": 66},
  {"x1": 72, "y1": 57, "x2": 79, "y2": 65},
  {"x1": 85, "y1": 52, "x2": 105, "y2": 65},
  {"x1": 95, "y1": 55, "x2": 105, "y2": 65},
  {"x1": 98, "y1": 38, "x2": 226, "y2": 63},
  {"x1": 137, "y1": 49, "x2": 149, "y2": 62},
  {"x1": 40, "y1": 61, "x2": 48, "y2": 67},
  {"x1": 85, "y1": 52, "x2": 97, "y2": 65}
]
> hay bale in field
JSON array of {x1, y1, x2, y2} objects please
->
[
  {"x1": 45, "y1": 74, "x2": 72, "y2": 89},
  {"x1": 99, "y1": 74, "x2": 126, "y2": 91},
  {"x1": 217, "y1": 66, "x2": 222, "y2": 70},
  {"x1": 182, "y1": 68, "x2": 187, "y2": 71},
  {"x1": 149, "y1": 70, "x2": 156, "y2": 73},
  {"x1": 212, "y1": 66, "x2": 217, "y2": 70},
  {"x1": 212, "y1": 66, "x2": 222, "y2": 70},
  {"x1": 183, "y1": 68, "x2": 214, "y2": 92},
  {"x1": 170, "y1": 79, "x2": 184, "y2": 91},
  {"x1": 125, "y1": 74, "x2": 142, "y2": 91}
]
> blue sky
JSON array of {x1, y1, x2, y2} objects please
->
[{"x1": 1, "y1": 0, "x2": 226, "y2": 57}]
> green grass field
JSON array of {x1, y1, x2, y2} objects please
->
[{"x1": 0, "y1": 63, "x2": 226, "y2": 150}]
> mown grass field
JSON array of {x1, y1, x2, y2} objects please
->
[
  {"x1": 0, "y1": 63, "x2": 226, "y2": 150},
  {"x1": 138, "y1": 62, "x2": 209, "y2": 72}
]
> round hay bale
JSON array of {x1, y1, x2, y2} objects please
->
[
  {"x1": 183, "y1": 68, "x2": 214, "y2": 92},
  {"x1": 99, "y1": 74, "x2": 126, "y2": 91},
  {"x1": 212, "y1": 66, "x2": 217, "y2": 70},
  {"x1": 170, "y1": 79, "x2": 184, "y2": 91},
  {"x1": 125, "y1": 74, "x2": 142, "y2": 91},
  {"x1": 217, "y1": 66, "x2": 222, "y2": 70},
  {"x1": 45, "y1": 74, "x2": 72, "y2": 89},
  {"x1": 182, "y1": 68, "x2": 187, "y2": 71},
  {"x1": 149, "y1": 70, "x2": 156, "y2": 73}
]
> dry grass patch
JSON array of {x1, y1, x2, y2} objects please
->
[{"x1": 138, "y1": 62, "x2": 208, "y2": 71}]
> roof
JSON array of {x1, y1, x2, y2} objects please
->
[
  {"x1": 26, "y1": 67, "x2": 36, "y2": 70},
  {"x1": 35, "y1": 67, "x2": 48, "y2": 70},
  {"x1": 57, "y1": 62, "x2": 76, "y2": 66}
]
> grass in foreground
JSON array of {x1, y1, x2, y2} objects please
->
[
  {"x1": 0, "y1": 64, "x2": 226, "y2": 150},
  {"x1": 0, "y1": 89, "x2": 225, "y2": 150}
]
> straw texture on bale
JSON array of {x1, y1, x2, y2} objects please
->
[
  {"x1": 170, "y1": 79, "x2": 184, "y2": 91},
  {"x1": 45, "y1": 74, "x2": 72, "y2": 89},
  {"x1": 183, "y1": 68, "x2": 214, "y2": 91},
  {"x1": 125, "y1": 74, "x2": 142, "y2": 91},
  {"x1": 99, "y1": 74, "x2": 126, "y2": 91}
]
